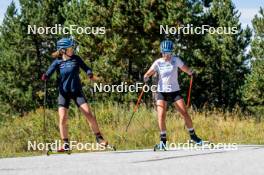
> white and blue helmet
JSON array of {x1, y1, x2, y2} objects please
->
[
  {"x1": 56, "y1": 38, "x2": 75, "y2": 51},
  {"x1": 160, "y1": 39, "x2": 174, "y2": 53}
]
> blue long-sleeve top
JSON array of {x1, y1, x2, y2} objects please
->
[{"x1": 45, "y1": 55, "x2": 92, "y2": 94}]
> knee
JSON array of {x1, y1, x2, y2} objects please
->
[
  {"x1": 59, "y1": 115, "x2": 67, "y2": 125},
  {"x1": 158, "y1": 112, "x2": 166, "y2": 121},
  {"x1": 84, "y1": 111, "x2": 93, "y2": 119},
  {"x1": 181, "y1": 112, "x2": 190, "y2": 118}
]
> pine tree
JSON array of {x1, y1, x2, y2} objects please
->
[
  {"x1": 0, "y1": 0, "x2": 255, "y2": 117},
  {"x1": 242, "y1": 7, "x2": 264, "y2": 121},
  {"x1": 0, "y1": 0, "x2": 65, "y2": 117},
  {"x1": 0, "y1": 2, "x2": 35, "y2": 117},
  {"x1": 185, "y1": 0, "x2": 251, "y2": 109},
  {"x1": 61, "y1": 0, "x2": 207, "y2": 102}
]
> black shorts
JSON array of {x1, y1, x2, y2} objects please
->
[
  {"x1": 58, "y1": 91, "x2": 87, "y2": 109},
  {"x1": 156, "y1": 91, "x2": 183, "y2": 102}
]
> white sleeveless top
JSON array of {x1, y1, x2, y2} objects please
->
[{"x1": 150, "y1": 56, "x2": 184, "y2": 92}]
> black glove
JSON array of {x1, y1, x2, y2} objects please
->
[
  {"x1": 41, "y1": 74, "x2": 48, "y2": 81},
  {"x1": 188, "y1": 70, "x2": 197, "y2": 77},
  {"x1": 88, "y1": 73, "x2": 94, "y2": 79},
  {"x1": 143, "y1": 76, "x2": 150, "y2": 83}
]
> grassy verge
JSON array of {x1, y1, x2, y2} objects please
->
[{"x1": 0, "y1": 102, "x2": 263, "y2": 158}]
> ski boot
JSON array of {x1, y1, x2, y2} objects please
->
[
  {"x1": 188, "y1": 130, "x2": 213, "y2": 148},
  {"x1": 189, "y1": 131, "x2": 203, "y2": 145},
  {"x1": 154, "y1": 141, "x2": 167, "y2": 151},
  {"x1": 154, "y1": 133, "x2": 167, "y2": 151},
  {"x1": 47, "y1": 142, "x2": 71, "y2": 156},
  {"x1": 95, "y1": 133, "x2": 116, "y2": 151}
]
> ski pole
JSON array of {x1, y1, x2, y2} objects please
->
[
  {"x1": 125, "y1": 84, "x2": 146, "y2": 132},
  {"x1": 187, "y1": 75, "x2": 193, "y2": 107},
  {"x1": 43, "y1": 79, "x2": 47, "y2": 145},
  {"x1": 89, "y1": 78, "x2": 98, "y2": 115},
  {"x1": 89, "y1": 86, "x2": 96, "y2": 118}
]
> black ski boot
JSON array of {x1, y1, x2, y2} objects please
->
[
  {"x1": 95, "y1": 133, "x2": 116, "y2": 151},
  {"x1": 154, "y1": 133, "x2": 167, "y2": 151},
  {"x1": 189, "y1": 130, "x2": 203, "y2": 145},
  {"x1": 47, "y1": 140, "x2": 71, "y2": 155},
  {"x1": 95, "y1": 133, "x2": 108, "y2": 146}
]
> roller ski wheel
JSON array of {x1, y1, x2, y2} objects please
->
[
  {"x1": 154, "y1": 143, "x2": 167, "y2": 151},
  {"x1": 188, "y1": 140, "x2": 214, "y2": 148},
  {"x1": 46, "y1": 148, "x2": 71, "y2": 156},
  {"x1": 188, "y1": 139, "x2": 204, "y2": 145},
  {"x1": 106, "y1": 144, "x2": 117, "y2": 151},
  {"x1": 96, "y1": 134, "x2": 116, "y2": 151},
  {"x1": 96, "y1": 142, "x2": 117, "y2": 151}
]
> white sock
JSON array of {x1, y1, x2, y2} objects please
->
[
  {"x1": 188, "y1": 128, "x2": 194, "y2": 132},
  {"x1": 160, "y1": 131, "x2": 166, "y2": 135}
]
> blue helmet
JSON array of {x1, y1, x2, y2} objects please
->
[
  {"x1": 160, "y1": 39, "x2": 174, "y2": 53},
  {"x1": 56, "y1": 38, "x2": 75, "y2": 51}
]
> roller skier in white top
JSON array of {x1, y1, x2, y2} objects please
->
[{"x1": 144, "y1": 39, "x2": 204, "y2": 150}]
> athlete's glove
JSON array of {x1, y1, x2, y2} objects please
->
[
  {"x1": 87, "y1": 69, "x2": 94, "y2": 79},
  {"x1": 188, "y1": 69, "x2": 196, "y2": 77},
  {"x1": 88, "y1": 73, "x2": 94, "y2": 79},
  {"x1": 41, "y1": 74, "x2": 48, "y2": 81},
  {"x1": 143, "y1": 76, "x2": 150, "y2": 83}
]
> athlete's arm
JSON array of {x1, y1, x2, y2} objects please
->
[
  {"x1": 45, "y1": 60, "x2": 59, "y2": 79},
  {"x1": 180, "y1": 65, "x2": 193, "y2": 76},
  {"x1": 175, "y1": 57, "x2": 193, "y2": 76},
  {"x1": 76, "y1": 56, "x2": 93, "y2": 78},
  {"x1": 144, "y1": 60, "x2": 158, "y2": 82},
  {"x1": 143, "y1": 68, "x2": 155, "y2": 82},
  {"x1": 144, "y1": 68, "x2": 155, "y2": 77}
]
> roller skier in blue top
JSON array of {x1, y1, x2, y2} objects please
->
[{"x1": 42, "y1": 38, "x2": 108, "y2": 152}]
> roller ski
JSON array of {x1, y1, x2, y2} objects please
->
[
  {"x1": 154, "y1": 132, "x2": 167, "y2": 151},
  {"x1": 154, "y1": 141, "x2": 167, "y2": 151},
  {"x1": 189, "y1": 130, "x2": 204, "y2": 145},
  {"x1": 47, "y1": 143, "x2": 71, "y2": 156},
  {"x1": 96, "y1": 133, "x2": 116, "y2": 151},
  {"x1": 187, "y1": 130, "x2": 214, "y2": 148}
]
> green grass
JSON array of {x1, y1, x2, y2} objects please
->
[{"x1": 0, "y1": 102, "x2": 263, "y2": 158}]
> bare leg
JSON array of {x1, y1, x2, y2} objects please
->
[
  {"x1": 156, "y1": 100, "x2": 167, "y2": 132},
  {"x1": 79, "y1": 103, "x2": 108, "y2": 145},
  {"x1": 175, "y1": 99, "x2": 203, "y2": 143},
  {"x1": 174, "y1": 99, "x2": 193, "y2": 129},
  {"x1": 79, "y1": 103, "x2": 100, "y2": 134},
  {"x1": 58, "y1": 107, "x2": 69, "y2": 140}
]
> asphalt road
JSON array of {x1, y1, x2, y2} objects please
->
[{"x1": 0, "y1": 145, "x2": 264, "y2": 175}]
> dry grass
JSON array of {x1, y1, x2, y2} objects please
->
[{"x1": 0, "y1": 102, "x2": 263, "y2": 157}]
